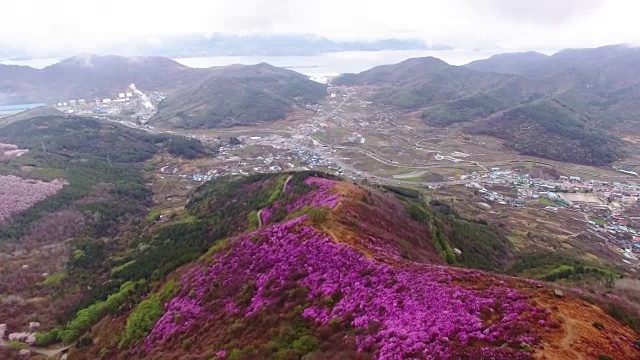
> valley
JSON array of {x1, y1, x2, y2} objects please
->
[
  {"x1": 57, "y1": 73, "x2": 640, "y2": 275},
  {"x1": 3, "y1": 47, "x2": 640, "y2": 359}
]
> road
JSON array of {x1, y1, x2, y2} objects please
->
[
  {"x1": 318, "y1": 88, "x2": 351, "y2": 125},
  {"x1": 29, "y1": 344, "x2": 72, "y2": 358}
]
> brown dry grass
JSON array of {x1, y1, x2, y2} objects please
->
[{"x1": 534, "y1": 290, "x2": 639, "y2": 360}]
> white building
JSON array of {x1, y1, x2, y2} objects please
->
[
  {"x1": 118, "y1": 93, "x2": 125, "y2": 98},
  {"x1": 103, "y1": 98, "x2": 112, "y2": 104}
]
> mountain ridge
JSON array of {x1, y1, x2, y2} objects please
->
[{"x1": 34, "y1": 172, "x2": 639, "y2": 360}]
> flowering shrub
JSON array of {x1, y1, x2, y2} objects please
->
[
  {"x1": 286, "y1": 177, "x2": 339, "y2": 212},
  {"x1": 143, "y1": 297, "x2": 203, "y2": 352},
  {"x1": 0, "y1": 175, "x2": 66, "y2": 222},
  {"x1": 144, "y1": 214, "x2": 546, "y2": 359},
  {"x1": 8, "y1": 332, "x2": 36, "y2": 345}
]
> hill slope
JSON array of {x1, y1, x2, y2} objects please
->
[
  {"x1": 0, "y1": 114, "x2": 213, "y2": 239},
  {"x1": 0, "y1": 114, "x2": 215, "y2": 360},
  {"x1": 13, "y1": 172, "x2": 634, "y2": 360},
  {"x1": 0, "y1": 106, "x2": 63, "y2": 127},
  {"x1": 467, "y1": 100, "x2": 624, "y2": 165},
  {"x1": 0, "y1": 54, "x2": 211, "y2": 105},
  {"x1": 152, "y1": 63, "x2": 327, "y2": 128}
]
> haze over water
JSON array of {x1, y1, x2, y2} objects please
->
[
  {"x1": 175, "y1": 49, "x2": 556, "y2": 78},
  {"x1": 2, "y1": 49, "x2": 556, "y2": 80}
]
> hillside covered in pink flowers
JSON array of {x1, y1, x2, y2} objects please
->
[{"x1": 49, "y1": 172, "x2": 638, "y2": 360}]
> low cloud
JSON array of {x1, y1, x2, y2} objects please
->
[
  {"x1": 472, "y1": 0, "x2": 605, "y2": 24},
  {"x1": 0, "y1": 0, "x2": 636, "y2": 54}
]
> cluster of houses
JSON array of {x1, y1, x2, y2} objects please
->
[{"x1": 462, "y1": 167, "x2": 640, "y2": 263}]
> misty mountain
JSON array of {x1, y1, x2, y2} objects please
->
[
  {"x1": 466, "y1": 44, "x2": 640, "y2": 133},
  {"x1": 334, "y1": 57, "x2": 450, "y2": 86},
  {"x1": 0, "y1": 54, "x2": 211, "y2": 105},
  {"x1": 152, "y1": 63, "x2": 327, "y2": 128},
  {"x1": 336, "y1": 56, "x2": 541, "y2": 111}
]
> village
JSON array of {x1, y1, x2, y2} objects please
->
[
  {"x1": 460, "y1": 167, "x2": 640, "y2": 264},
  {"x1": 50, "y1": 84, "x2": 163, "y2": 123}
]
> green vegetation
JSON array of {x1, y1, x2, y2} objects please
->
[
  {"x1": 146, "y1": 209, "x2": 162, "y2": 223},
  {"x1": 247, "y1": 210, "x2": 260, "y2": 231},
  {"x1": 431, "y1": 223, "x2": 457, "y2": 265},
  {"x1": 267, "y1": 175, "x2": 288, "y2": 205},
  {"x1": 110, "y1": 261, "x2": 137, "y2": 277},
  {"x1": 312, "y1": 132, "x2": 328, "y2": 143},
  {"x1": 382, "y1": 185, "x2": 421, "y2": 199},
  {"x1": 35, "y1": 328, "x2": 60, "y2": 347},
  {"x1": 38, "y1": 280, "x2": 146, "y2": 344},
  {"x1": 442, "y1": 218, "x2": 513, "y2": 270},
  {"x1": 592, "y1": 218, "x2": 608, "y2": 226},
  {"x1": 119, "y1": 280, "x2": 177, "y2": 348},
  {"x1": 537, "y1": 198, "x2": 556, "y2": 206},
  {"x1": 291, "y1": 334, "x2": 319, "y2": 354},
  {"x1": 403, "y1": 197, "x2": 512, "y2": 269},
  {"x1": 508, "y1": 252, "x2": 621, "y2": 283},
  {"x1": 6, "y1": 341, "x2": 28, "y2": 350},
  {"x1": 40, "y1": 272, "x2": 65, "y2": 286}
]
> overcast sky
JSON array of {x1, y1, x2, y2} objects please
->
[{"x1": 2, "y1": 0, "x2": 638, "y2": 53}]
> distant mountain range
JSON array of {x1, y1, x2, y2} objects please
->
[
  {"x1": 0, "y1": 54, "x2": 327, "y2": 129},
  {"x1": 0, "y1": 34, "x2": 448, "y2": 59},
  {"x1": 335, "y1": 44, "x2": 640, "y2": 166},
  {"x1": 0, "y1": 54, "x2": 210, "y2": 105},
  {"x1": 4, "y1": 44, "x2": 640, "y2": 164}
]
